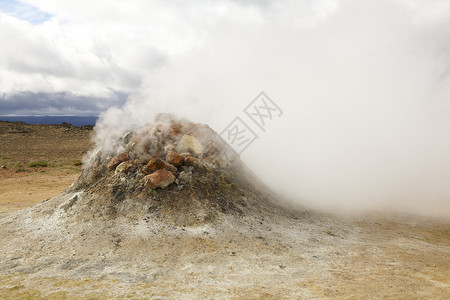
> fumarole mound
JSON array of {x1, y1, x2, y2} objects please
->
[{"x1": 64, "y1": 114, "x2": 279, "y2": 226}]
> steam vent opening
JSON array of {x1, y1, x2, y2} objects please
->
[{"x1": 67, "y1": 113, "x2": 281, "y2": 226}]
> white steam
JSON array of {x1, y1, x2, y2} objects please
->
[{"x1": 94, "y1": 1, "x2": 450, "y2": 218}]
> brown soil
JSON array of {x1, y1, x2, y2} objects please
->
[
  {"x1": 0, "y1": 121, "x2": 449, "y2": 299},
  {"x1": 0, "y1": 121, "x2": 93, "y2": 214},
  {"x1": 0, "y1": 121, "x2": 93, "y2": 166},
  {"x1": 0, "y1": 168, "x2": 79, "y2": 214}
]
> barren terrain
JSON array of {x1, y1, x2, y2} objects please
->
[
  {"x1": 0, "y1": 121, "x2": 93, "y2": 214},
  {"x1": 0, "y1": 121, "x2": 449, "y2": 299}
]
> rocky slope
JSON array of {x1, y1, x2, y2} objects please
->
[{"x1": 58, "y1": 113, "x2": 284, "y2": 226}]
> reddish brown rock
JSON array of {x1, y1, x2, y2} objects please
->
[
  {"x1": 146, "y1": 157, "x2": 177, "y2": 173},
  {"x1": 146, "y1": 158, "x2": 166, "y2": 171},
  {"x1": 166, "y1": 150, "x2": 185, "y2": 167},
  {"x1": 107, "y1": 153, "x2": 129, "y2": 170},
  {"x1": 184, "y1": 156, "x2": 199, "y2": 167},
  {"x1": 143, "y1": 169, "x2": 175, "y2": 189}
]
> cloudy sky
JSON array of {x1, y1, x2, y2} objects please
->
[
  {"x1": 1, "y1": 0, "x2": 449, "y2": 216},
  {"x1": 1, "y1": 0, "x2": 448, "y2": 116}
]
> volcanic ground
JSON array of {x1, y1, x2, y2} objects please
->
[{"x1": 0, "y1": 116, "x2": 449, "y2": 299}]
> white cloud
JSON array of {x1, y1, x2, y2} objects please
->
[
  {"x1": 0, "y1": 0, "x2": 342, "y2": 113},
  {"x1": 397, "y1": 0, "x2": 450, "y2": 26}
]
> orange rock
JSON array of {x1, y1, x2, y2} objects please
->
[
  {"x1": 184, "y1": 156, "x2": 199, "y2": 167},
  {"x1": 143, "y1": 169, "x2": 175, "y2": 189},
  {"x1": 107, "y1": 153, "x2": 129, "y2": 170},
  {"x1": 146, "y1": 157, "x2": 177, "y2": 173},
  {"x1": 166, "y1": 150, "x2": 185, "y2": 167},
  {"x1": 146, "y1": 158, "x2": 166, "y2": 171}
]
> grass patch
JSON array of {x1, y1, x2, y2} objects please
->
[
  {"x1": 1, "y1": 155, "x2": 10, "y2": 159},
  {"x1": 28, "y1": 160, "x2": 48, "y2": 168},
  {"x1": 73, "y1": 161, "x2": 83, "y2": 166},
  {"x1": 16, "y1": 168, "x2": 28, "y2": 173}
]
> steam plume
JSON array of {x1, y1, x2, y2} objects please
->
[{"x1": 92, "y1": 1, "x2": 450, "y2": 218}]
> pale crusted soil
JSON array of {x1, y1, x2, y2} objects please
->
[{"x1": 0, "y1": 196, "x2": 449, "y2": 299}]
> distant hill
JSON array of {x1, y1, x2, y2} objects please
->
[{"x1": 0, "y1": 115, "x2": 98, "y2": 127}]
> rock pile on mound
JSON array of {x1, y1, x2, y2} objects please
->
[{"x1": 64, "y1": 114, "x2": 276, "y2": 226}]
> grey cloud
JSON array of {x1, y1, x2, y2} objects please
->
[
  {"x1": 0, "y1": 91, "x2": 129, "y2": 115},
  {"x1": 0, "y1": 11, "x2": 167, "y2": 99}
]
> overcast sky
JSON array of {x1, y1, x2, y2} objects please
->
[
  {"x1": 0, "y1": 0, "x2": 448, "y2": 116},
  {"x1": 1, "y1": 0, "x2": 450, "y2": 216}
]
